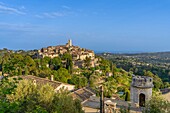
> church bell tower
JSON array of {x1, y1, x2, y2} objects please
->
[{"x1": 68, "y1": 39, "x2": 72, "y2": 47}]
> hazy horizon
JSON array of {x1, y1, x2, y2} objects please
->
[{"x1": 0, "y1": 0, "x2": 170, "y2": 52}]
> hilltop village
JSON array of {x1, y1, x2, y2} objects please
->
[
  {"x1": 38, "y1": 40, "x2": 99, "y2": 68},
  {"x1": 0, "y1": 40, "x2": 169, "y2": 113}
]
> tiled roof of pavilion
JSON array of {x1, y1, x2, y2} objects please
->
[
  {"x1": 19, "y1": 75, "x2": 62, "y2": 89},
  {"x1": 71, "y1": 88, "x2": 95, "y2": 102}
]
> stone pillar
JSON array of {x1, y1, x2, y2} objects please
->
[{"x1": 100, "y1": 86, "x2": 105, "y2": 113}]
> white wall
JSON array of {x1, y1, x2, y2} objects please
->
[{"x1": 56, "y1": 84, "x2": 75, "y2": 91}]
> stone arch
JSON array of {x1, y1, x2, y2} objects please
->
[{"x1": 139, "y1": 93, "x2": 145, "y2": 107}]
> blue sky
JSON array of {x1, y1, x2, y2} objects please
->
[{"x1": 0, "y1": 0, "x2": 170, "y2": 52}]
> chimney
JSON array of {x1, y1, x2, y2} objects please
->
[
  {"x1": 33, "y1": 80, "x2": 36, "y2": 85},
  {"x1": 51, "y1": 75, "x2": 54, "y2": 81}
]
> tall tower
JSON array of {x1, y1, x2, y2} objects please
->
[
  {"x1": 68, "y1": 39, "x2": 72, "y2": 47},
  {"x1": 130, "y1": 76, "x2": 153, "y2": 107}
]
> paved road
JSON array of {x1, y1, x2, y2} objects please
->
[
  {"x1": 161, "y1": 88, "x2": 170, "y2": 102},
  {"x1": 162, "y1": 92, "x2": 170, "y2": 102}
]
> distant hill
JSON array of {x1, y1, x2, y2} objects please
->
[
  {"x1": 119, "y1": 52, "x2": 170, "y2": 58},
  {"x1": 98, "y1": 51, "x2": 170, "y2": 83}
]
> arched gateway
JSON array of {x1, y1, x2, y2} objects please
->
[
  {"x1": 139, "y1": 93, "x2": 145, "y2": 107},
  {"x1": 130, "y1": 76, "x2": 153, "y2": 107}
]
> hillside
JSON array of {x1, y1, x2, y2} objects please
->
[
  {"x1": 98, "y1": 52, "x2": 170, "y2": 89},
  {"x1": 0, "y1": 42, "x2": 133, "y2": 101}
]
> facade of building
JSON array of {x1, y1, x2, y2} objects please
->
[{"x1": 130, "y1": 76, "x2": 153, "y2": 107}]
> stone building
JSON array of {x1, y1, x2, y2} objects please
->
[
  {"x1": 19, "y1": 75, "x2": 75, "y2": 91},
  {"x1": 38, "y1": 40, "x2": 99, "y2": 68},
  {"x1": 130, "y1": 76, "x2": 154, "y2": 107}
]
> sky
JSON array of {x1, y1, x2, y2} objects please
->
[{"x1": 0, "y1": 0, "x2": 170, "y2": 53}]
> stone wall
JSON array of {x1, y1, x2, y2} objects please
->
[{"x1": 130, "y1": 86, "x2": 152, "y2": 104}]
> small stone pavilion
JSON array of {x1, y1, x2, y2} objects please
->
[{"x1": 130, "y1": 75, "x2": 154, "y2": 107}]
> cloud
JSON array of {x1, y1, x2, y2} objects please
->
[
  {"x1": 44, "y1": 12, "x2": 64, "y2": 18},
  {"x1": 35, "y1": 5, "x2": 73, "y2": 19},
  {"x1": 0, "y1": 3, "x2": 26, "y2": 15},
  {"x1": 34, "y1": 5, "x2": 76, "y2": 19},
  {"x1": 35, "y1": 14, "x2": 43, "y2": 18},
  {"x1": 0, "y1": 22, "x2": 38, "y2": 32},
  {"x1": 35, "y1": 12, "x2": 65, "y2": 18},
  {"x1": 62, "y1": 5, "x2": 71, "y2": 10},
  {"x1": 0, "y1": 2, "x2": 5, "y2": 5},
  {"x1": 19, "y1": 6, "x2": 26, "y2": 10}
]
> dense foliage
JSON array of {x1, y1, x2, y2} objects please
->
[
  {"x1": 0, "y1": 49, "x2": 133, "y2": 100},
  {"x1": 99, "y1": 53, "x2": 170, "y2": 89},
  {"x1": 119, "y1": 96, "x2": 170, "y2": 113},
  {"x1": 0, "y1": 49, "x2": 170, "y2": 113},
  {"x1": 2, "y1": 49, "x2": 168, "y2": 102},
  {"x1": 143, "y1": 96, "x2": 170, "y2": 113},
  {"x1": 0, "y1": 77, "x2": 84, "y2": 113}
]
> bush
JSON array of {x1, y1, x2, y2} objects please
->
[
  {"x1": 143, "y1": 96, "x2": 170, "y2": 113},
  {"x1": 0, "y1": 77, "x2": 84, "y2": 113}
]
